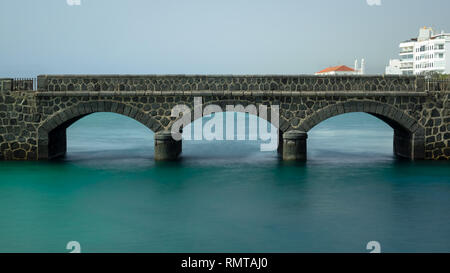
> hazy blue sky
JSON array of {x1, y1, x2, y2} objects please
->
[{"x1": 1, "y1": 0, "x2": 449, "y2": 76}]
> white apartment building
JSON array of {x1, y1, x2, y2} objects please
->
[
  {"x1": 398, "y1": 27, "x2": 450, "y2": 75},
  {"x1": 385, "y1": 59, "x2": 402, "y2": 75}
]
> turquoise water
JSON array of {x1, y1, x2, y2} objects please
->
[{"x1": 0, "y1": 112, "x2": 449, "y2": 253}]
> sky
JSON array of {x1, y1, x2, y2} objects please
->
[{"x1": 0, "y1": 0, "x2": 449, "y2": 77}]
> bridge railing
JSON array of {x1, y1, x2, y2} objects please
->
[
  {"x1": 35, "y1": 75, "x2": 425, "y2": 93},
  {"x1": 12, "y1": 78, "x2": 36, "y2": 91},
  {"x1": 0, "y1": 78, "x2": 36, "y2": 91},
  {"x1": 426, "y1": 79, "x2": 450, "y2": 92}
]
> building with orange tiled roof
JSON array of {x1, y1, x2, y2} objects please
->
[
  {"x1": 315, "y1": 65, "x2": 355, "y2": 75},
  {"x1": 315, "y1": 59, "x2": 365, "y2": 75}
]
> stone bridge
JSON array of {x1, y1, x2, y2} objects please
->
[{"x1": 0, "y1": 75, "x2": 449, "y2": 161}]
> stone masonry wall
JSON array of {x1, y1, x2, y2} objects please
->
[
  {"x1": 423, "y1": 90, "x2": 449, "y2": 159},
  {"x1": 37, "y1": 75, "x2": 422, "y2": 92},
  {"x1": 0, "y1": 88, "x2": 38, "y2": 160}
]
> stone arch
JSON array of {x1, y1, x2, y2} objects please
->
[
  {"x1": 297, "y1": 100, "x2": 425, "y2": 159},
  {"x1": 299, "y1": 100, "x2": 422, "y2": 134},
  {"x1": 37, "y1": 101, "x2": 161, "y2": 159},
  {"x1": 171, "y1": 98, "x2": 290, "y2": 132},
  {"x1": 174, "y1": 98, "x2": 288, "y2": 151}
]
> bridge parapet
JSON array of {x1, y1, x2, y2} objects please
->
[
  {"x1": 0, "y1": 79, "x2": 13, "y2": 91},
  {"x1": 427, "y1": 79, "x2": 450, "y2": 92},
  {"x1": 36, "y1": 75, "x2": 424, "y2": 93}
]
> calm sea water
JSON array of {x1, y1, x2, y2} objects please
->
[{"x1": 0, "y1": 112, "x2": 449, "y2": 253}]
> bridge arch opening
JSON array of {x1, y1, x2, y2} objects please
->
[
  {"x1": 179, "y1": 111, "x2": 280, "y2": 160},
  {"x1": 298, "y1": 101, "x2": 425, "y2": 160},
  {"x1": 308, "y1": 112, "x2": 394, "y2": 161},
  {"x1": 66, "y1": 112, "x2": 154, "y2": 161},
  {"x1": 37, "y1": 102, "x2": 159, "y2": 160}
]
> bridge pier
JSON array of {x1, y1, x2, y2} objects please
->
[
  {"x1": 394, "y1": 130, "x2": 425, "y2": 160},
  {"x1": 46, "y1": 126, "x2": 67, "y2": 159},
  {"x1": 154, "y1": 131, "x2": 182, "y2": 161},
  {"x1": 282, "y1": 130, "x2": 308, "y2": 161}
]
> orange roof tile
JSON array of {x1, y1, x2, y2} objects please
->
[{"x1": 316, "y1": 65, "x2": 356, "y2": 74}]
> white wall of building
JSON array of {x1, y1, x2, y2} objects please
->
[
  {"x1": 446, "y1": 39, "x2": 450, "y2": 73},
  {"x1": 399, "y1": 41, "x2": 415, "y2": 75},
  {"x1": 317, "y1": 71, "x2": 358, "y2": 76},
  {"x1": 385, "y1": 59, "x2": 402, "y2": 75}
]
